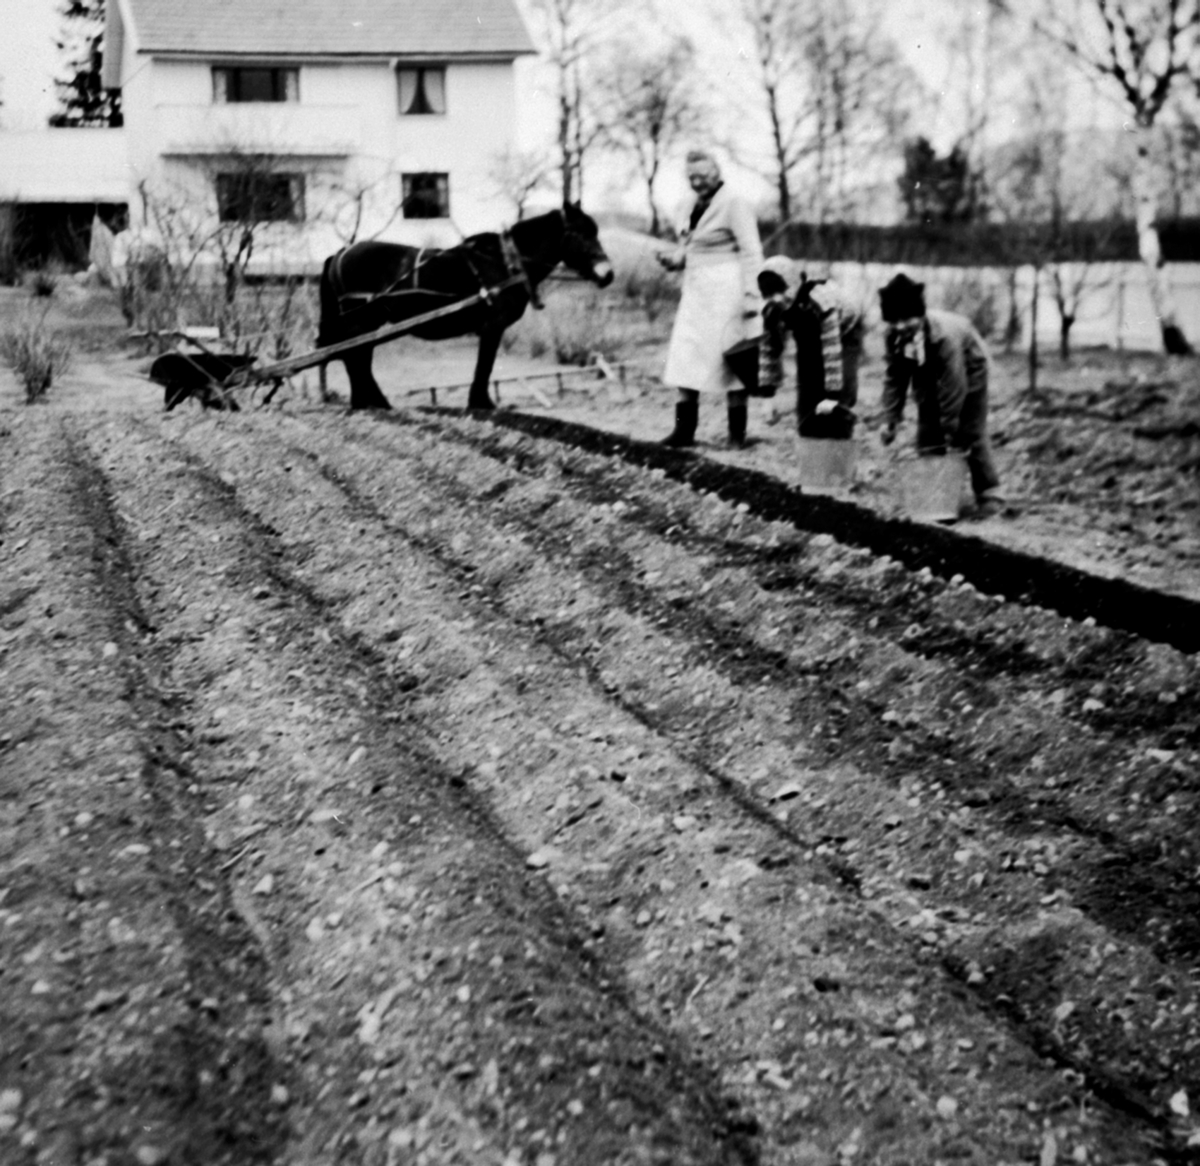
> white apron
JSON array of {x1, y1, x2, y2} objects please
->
[{"x1": 663, "y1": 256, "x2": 762, "y2": 394}]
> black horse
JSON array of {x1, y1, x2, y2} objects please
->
[{"x1": 317, "y1": 203, "x2": 614, "y2": 411}]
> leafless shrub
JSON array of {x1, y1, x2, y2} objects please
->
[
  {"x1": 1, "y1": 308, "x2": 73, "y2": 402},
  {"x1": 234, "y1": 276, "x2": 321, "y2": 363},
  {"x1": 543, "y1": 288, "x2": 624, "y2": 366}
]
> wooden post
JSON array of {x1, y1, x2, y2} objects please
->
[
  {"x1": 1116, "y1": 270, "x2": 1126, "y2": 353},
  {"x1": 1028, "y1": 265, "x2": 1039, "y2": 396}
]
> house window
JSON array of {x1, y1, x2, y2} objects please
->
[
  {"x1": 397, "y1": 67, "x2": 446, "y2": 115},
  {"x1": 213, "y1": 67, "x2": 299, "y2": 104},
  {"x1": 402, "y1": 173, "x2": 449, "y2": 219},
  {"x1": 216, "y1": 172, "x2": 305, "y2": 223}
]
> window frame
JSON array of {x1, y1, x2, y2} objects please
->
[
  {"x1": 401, "y1": 172, "x2": 450, "y2": 220},
  {"x1": 215, "y1": 171, "x2": 306, "y2": 225},
  {"x1": 212, "y1": 66, "x2": 300, "y2": 104}
]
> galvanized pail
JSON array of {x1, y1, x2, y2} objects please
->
[
  {"x1": 797, "y1": 437, "x2": 857, "y2": 492},
  {"x1": 901, "y1": 451, "x2": 971, "y2": 522}
]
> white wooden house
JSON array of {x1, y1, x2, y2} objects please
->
[{"x1": 1, "y1": 0, "x2": 536, "y2": 271}]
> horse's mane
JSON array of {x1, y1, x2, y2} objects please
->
[{"x1": 460, "y1": 207, "x2": 563, "y2": 248}]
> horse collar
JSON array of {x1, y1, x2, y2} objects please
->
[{"x1": 501, "y1": 227, "x2": 544, "y2": 310}]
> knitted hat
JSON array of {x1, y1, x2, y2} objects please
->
[{"x1": 879, "y1": 273, "x2": 926, "y2": 322}]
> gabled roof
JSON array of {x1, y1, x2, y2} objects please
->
[{"x1": 124, "y1": 0, "x2": 536, "y2": 58}]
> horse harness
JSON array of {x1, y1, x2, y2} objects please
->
[{"x1": 330, "y1": 227, "x2": 545, "y2": 322}]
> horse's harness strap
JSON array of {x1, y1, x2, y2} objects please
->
[
  {"x1": 501, "y1": 228, "x2": 543, "y2": 310},
  {"x1": 334, "y1": 245, "x2": 435, "y2": 315},
  {"x1": 330, "y1": 230, "x2": 538, "y2": 324}
]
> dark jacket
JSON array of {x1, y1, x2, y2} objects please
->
[{"x1": 760, "y1": 274, "x2": 864, "y2": 438}]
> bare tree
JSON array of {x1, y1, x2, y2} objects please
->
[
  {"x1": 800, "y1": 0, "x2": 915, "y2": 222},
  {"x1": 728, "y1": 0, "x2": 812, "y2": 224},
  {"x1": 724, "y1": 0, "x2": 914, "y2": 225},
  {"x1": 593, "y1": 36, "x2": 705, "y2": 235},
  {"x1": 988, "y1": 59, "x2": 1122, "y2": 365},
  {"x1": 523, "y1": 0, "x2": 622, "y2": 204},
  {"x1": 487, "y1": 145, "x2": 555, "y2": 220},
  {"x1": 122, "y1": 145, "x2": 312, "y2": 354},
  {"x1": 325, "y1": 163, "x2": 406, "y2": 245},
  {"x1": 928, "y1": 0, "x2": 1019, "y2": 201},
  {"x1": 1034, "y1": 0, "x2": 1200, "y2": 353}
]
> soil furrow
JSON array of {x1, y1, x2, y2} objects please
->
[
  {"x1": 86, "y1": 415, "x2": 757, "y2": 1166},
  {"x1": 409, "y1": 415, "x2": 1200, "y2": 1126},
  {"x1": 276, "y1": 408, "x2": 1200, "y2": 1157},
  {"x1": 468, "y1": 409, "x2": 1200, "y2": 653},
  {"x1": 172, "y1": 409, "x2": 1165, "y2": 1163},
  {"x1": 1, "y1": 415, "x2": 285, "y2": 1166},
  {"x1": 404, "y1": 413, "x2": 1200, "y2": 964}
]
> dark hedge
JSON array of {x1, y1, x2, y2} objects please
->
[{"x1": 764, "y1": 219, "x2": 1200, "y2": 266}]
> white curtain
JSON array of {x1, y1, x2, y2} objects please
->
[
  {"x1": 423, "y1": 68, "x2": 445, "y2": 114},
  {"x1": 398, "y1": 67, "x2": 445, "y2": 115}
]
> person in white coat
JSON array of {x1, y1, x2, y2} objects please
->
[{"x1": 657, "y1": 150, "x2": 763, "y2": 448}]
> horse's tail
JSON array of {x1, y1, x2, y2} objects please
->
[{"x1": 317, "y1": 253, "x2": 342, "y2": 347}]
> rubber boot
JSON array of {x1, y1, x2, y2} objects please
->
[
  {"x1": 661, "y1": 400, "x2": 698, "y2": 448},
  {"x1": 728, "y1": 402, "x2": 748, "y2": 448}
]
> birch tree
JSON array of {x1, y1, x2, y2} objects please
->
[{"x1": 1035, "y1": 0, "x2": 1200, "y2": 353}]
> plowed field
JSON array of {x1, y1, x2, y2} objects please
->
[{"x1": 2, "y1": 379, "x2": 1199, "y2": 1165}]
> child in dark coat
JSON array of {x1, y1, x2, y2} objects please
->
[{"x1": 757, "y1": 257, "x2": 863, "y2": 440}]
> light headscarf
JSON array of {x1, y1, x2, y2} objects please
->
[{"x1": 685, "y1": 149, "x2": 722, "y2": 183}]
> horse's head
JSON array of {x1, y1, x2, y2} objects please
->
[{"x1": 560, "y1": 203, "x2": 614, "y2": 288}]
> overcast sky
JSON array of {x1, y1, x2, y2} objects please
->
[
  {"x1": 3, "y1": 0, "x2": 60, "y2": 130},
  {"x1": 3, "y1": 0, "x2": 1120, "y2": 213}
]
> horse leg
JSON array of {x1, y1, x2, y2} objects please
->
[
  {"x1": 344, "y1": 346, "x2": 392, "y2": 411},
  {"x1": 467, "y1": 326, "x2": 503, "y2": 410}
]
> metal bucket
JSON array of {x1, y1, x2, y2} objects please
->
[
  {"x1": 797, "y1": 437, "x2": 857, "y2": 492},
  {"x1": 901, "y1": 452, "x2": 971, "y2": 522}
]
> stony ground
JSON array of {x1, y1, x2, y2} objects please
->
[
  {"x1": 548, "y1": 348, "x2": 1200, "y2": 607},
  {"x1": 1, "y1": 285, "x2": 1199, "y2": 1165}
]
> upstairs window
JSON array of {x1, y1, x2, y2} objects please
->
[
  {"x1": 216, "y1": 172, "x2": 305, "y2": 223},
  {"x1": 397, "y1": 67, "x2": 446, "y2": 115},
  {"x1": 213, "y1": 67, "x2": 299, "y2": 104},
  {"x1": 402, "y1": 173, "x2": 449, "y2": 219}
]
